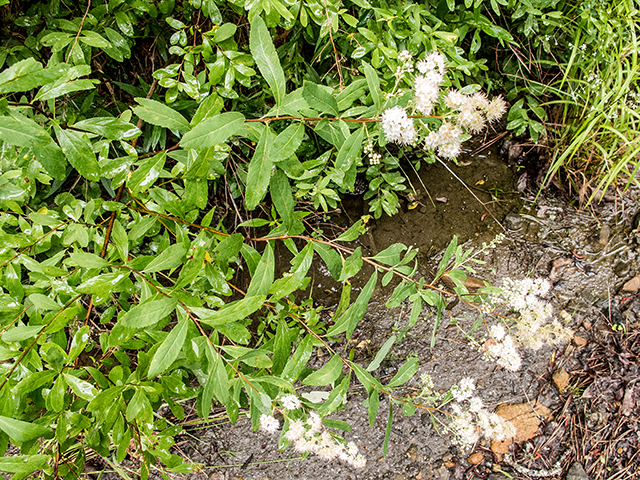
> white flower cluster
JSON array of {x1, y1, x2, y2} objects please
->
[
  {"x1": 395, "y1": 49, "x2": 414, "y2": 80},
  {"x1": 381, "y1": 106, "x2": 417, "y2": 145},
  {"x1": 260, "y1": 414, "x2": 280, "y2": 434},
  {"x1": 364, "y1": 141, "x2": 382, "y2": 165},
  {"x1": 446, "y1": 377, "x2": 516, "y2": 448},
  {"x1": 445, "y1": 90, "x2": 507, "y2": 133},
  {"x1": 379, "y1": 50, "x2": 507, "y2": 160},
  {"x1": 424, "y1": 121, "x2": 463, "y2": 160},
  {"x1": 414, "y1": 52, "x2": 445, "y2": 116},
  {"x1": 493, "y1": 278, "x2": 572, "y2": 351},
  {"x1": 483, "y1": 324, "x2": 522, "y2": 372},
  {"x1": 284, "y1": 412, "x2": 366, "y2": 468},
  {"x1": 280, "y1": 393, "x2": 303, "y2": 410}
]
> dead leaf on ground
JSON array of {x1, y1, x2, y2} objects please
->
[
  {"x1": 552, "y1": 367, "x2": 570, "y2": 393},
  {"x1": 490, "y1": 400, "x2": 552, "y2": 454}
]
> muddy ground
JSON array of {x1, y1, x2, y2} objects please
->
[{"x1": 179, "y1": 141, "x2": 640, "y2": 480}]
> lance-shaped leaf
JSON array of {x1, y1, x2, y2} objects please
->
[
  {"x1": 128, "y1": 152, "x2": 166, "y2": 194},
  {"x1": 132, "y1": 97, "x2": 190, "y2": 131},
  {"x1": 0, "y1": 113, "x2": 51, "y2": 147},
  {"x1": 363, "y1": 62, "x2": 382, "y2": 113},
  {"x1": 250, "y1": 15, "x2": 286, "y2": 105},
  {"x1": 303, "y1": 81, "x2": 339, "y2": 116},
  {"x1": 0, "y1": 58, "x2": 47, "y2": 93},
  {"x1": 246, "y1": 242, "x2": 274, "y2": 297},
  {"x1": 387, "y1": 356, "x2": 418, "y2": 388},
  {"x1": 143, "y1": 243, "x2": 187, "y2": 273},
  {"x1": 367, "y1": 335, "x2": 396, "y2": 371},
  {"x1": 245, "y1": 124, "x2": 274, "y2": 210},
  {"x1": 270, "y1": 168, "x2": 301, "y2": 232},
  {"x1": 0, "y1": 416, "x2": 51, "y2": 443},
  {"x1": 333, "y1": 124, "x2": 364, "y2": 188},
  {"x1": 193, "y1": 295, "x2": 266, "y2": 326},
  {"x1": 73, "y1": 117, "x2": 141, "y2": 141},
  {"x1": 54, "y1": 126, "x2": 100, "y2": 181},
  {"x1": 147, "y1": 315, "x2": 189, "y2": 378},
  {"x1": 119, "y1": 297, "x2": 177, "y2": 329},
  {"x1": 270, "y1": 122, "x2": 304, "y2": 161},
  {"x1": 180, "y1": 112, "x2": 245, "y2": 149},
  {"x1": 303, "y1": 353, "x2": 342, "y2": 386},
  {"x1": 281, "y1": 334, "x2": 313, "y2": 383},
  {"x1": 326, "y1": 270, "x2": 377, "y2": 339},
  {"x1": 371, "y1": 243, "x2": 408, "y2": 267},
  {"x1": 33, "y1": 142, "x2": 66, "y2": 180},
  {"x1": 269, "y1": 242, "x2": 314, "y2": 301}
]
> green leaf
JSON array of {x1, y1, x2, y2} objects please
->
[
  {"x1": 313, "y1": 241, "x2": 342, "y2": 280},
  {"x1": 245, "y1": 124, "x2": 274, "y2": 210},
  {"x1": 280, "y1": 334, "x2": 313, "y2": 383},
  {"x1": 0, "y1": 455, "x2": 50, "y2": 480},
  {"x1": 250, "y1": 15, "x2": 286, "y2": 105},
  {"x1": 339, "y1": 247, "x2": 362, "y2": 282},
  {"x1": 13, "y1": 370, "x2": 56, "y2": 396},
  {"x1": 80, "y1": 30, "x2": 111, "y2": 49},
  {"x1": 269, "y1": 242, "x2": 313, "y2": 301},
  {"x1": 0, "y1": 58, "x2": 44, "y2": 93},
  {"x1": 272, "y1": 318, "x2": 294, "y2": 376},
  {"x1": 62, "y1": 373, "x2": 97, "y2": 400},
  {"x1": 147, "y1": 315, "x2": 189, "y2": 377},
  {"x1": 0, "y1": 113, "x2": 51, "y2": 147},
  {"x1": 322, "y1": 418, "x2": 352, "y2": 431},
  {"x1": 0, "y1": 416, "x2": 51, "y2": 443},
  {"x1": 143, "y1": 243, "x2": 187, "y2": 273},
  {"x1": 436, "y1": 235, "x2": 457, "y2": 279},
  {"x1": 350, "y1": 361, "x2": 383, "y2": 393},
  {"x1": 383, "y1": 403, "x2": 392, "y2": 455},
  {"x1": 326, "y1": 270, "x2": 377, "y2": 339},
  {"x1": 120, "y1": 297, "x2": 177, "y2": 328},
  {"x1": 214, "y1": 23, "x2": 237, "y2": 42},
  {"x1": 318, "y1": 374, "x2": 350, "y2": 415},
  {"x1": 33, "y1": 143, "x2": 66, "y2": 180},
  {"x1": 270, "y1": 168, "x2": 301, "y2": 232},
  {"x1": 362, "y1": 62, "x2": 382, "y2": 113},
  {"x1": 371, "y1": 243, "x2": 407, "y2": 267},
  {"x1": 28, "y1": 294, "x2": 61, "y2": 311},
  {"x1": 128, "y1": 152, "x2": 166, "y2": 194},
  {"x1": 270, "y1": 123, "x2": 304, "y2": 161},
  {"x1": 73, "y1": 117, "x2": 141, "y2": 141},
  {"x1": 334, "y1": 125, "x2": 364, "y2": 188},
  {"x1": 66, "y1": 252, "x2": 109, "y2": 269},
  {"x1": 76, "y1": 272, "x2": 128, "y2": 295},
  {"x1": 3, "y1": 325, "x2": 45, "y2": 343},
  {"x1": 180, "y1": 112, "x2": 245, "y2": 149},
  {"x1": 302, "y1": 81, "x2": 339, "y2": 116},
  {"x1": 336, "y1": 216, "x2": 369, "y2": 241},
  {"x1": 387, "y1": 357, "x2": 418, "y2": 388},
  {"x1": 194, "y1": 295, "x2": 266, "y2": 326},
  {"x1": 36, "y1": 78, "x2": 97, "y2": 101},
  {"x1": 303, "y1": 354, "x2": 342, "y2": 386},
  {"x1": 54, "y1": 126, "x2": 100, "y2": 181},
  {"x1": 132, "y1": 98, "x2": 190, "y2": 131},
  {"x1": 367, "y1": 335, "x2": 395, "y2": 371},
  {"x1": 246, "y1": 243, "x2": 274, "y2": 297}
]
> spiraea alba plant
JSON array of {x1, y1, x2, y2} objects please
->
[{"x1": 0, "y1": 2, "x2": 570, "y2": 479}]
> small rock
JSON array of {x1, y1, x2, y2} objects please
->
[
  {"x1": 504, "y1": 213, "x2": 525, "y2": 230},
  {"x1": 444, "y1": 461, "x2": 455, "y2": 468},
  {"x1": 621, "y1": 274, "x2": 640, "y2": 294},
  {"x1": 598, "y1": 224, "x2": 610, "y2": 245},
  {"x1": 566, "y1": 462, "x2": 590, "y2": 480},
  {"x1": 573, "y1": 335, "x2": 588, "y2": 347},
  {"x1": 552, "y1": 367, "x2": 570, "y2": 394},
  {"x1": 405, "y1": 444, "x2": 418, "y2": 461},
  {"x1": 468, "y1": 452, "x2": 483, "y2": 465},
  {"x1": 433, "y1": 465, "x2": 450, "y2": 480}
]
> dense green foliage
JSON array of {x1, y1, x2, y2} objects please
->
[{"x1": 0, "y1": 0, "x2": 631, "y2": 478}]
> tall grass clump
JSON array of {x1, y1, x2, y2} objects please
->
[{"x1": 544, "y1": 0, "x2": 640, "y2": 203}]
